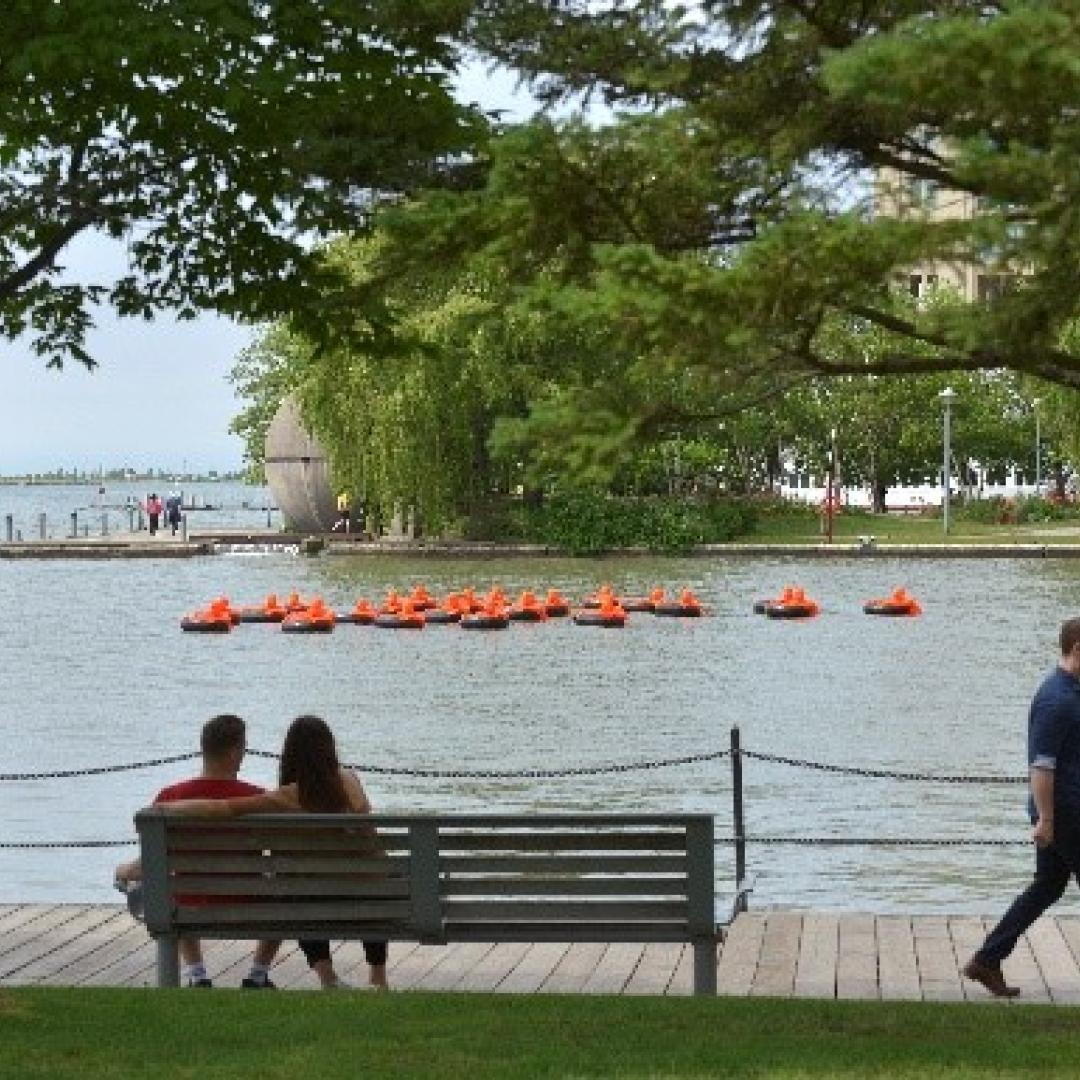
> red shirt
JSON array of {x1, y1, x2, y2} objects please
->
[
  {"x1": 154, "y1": 777, "x2": 264, "y2": 803},
  {"x1": 153, "y1": 776, "x2": 264, "y2": 906}
]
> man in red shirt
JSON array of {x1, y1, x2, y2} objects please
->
[{"x1": 114, "y1": 714, "x2": 279, "y2": 988}]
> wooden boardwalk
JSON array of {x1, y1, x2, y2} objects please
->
[{"x1": 3, "y1": 904, "x2": 1080, "y2": 1001}]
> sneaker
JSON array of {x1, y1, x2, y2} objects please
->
[
  {"x1": 962, "y1": 956, "x2": 1020, "y2": 998},
  {"x1": 187, "y1": 977, "x2": 213, "y2": 989},
  {"x1": 241, "y1": 977, "x2": 278, "y2": 990}
]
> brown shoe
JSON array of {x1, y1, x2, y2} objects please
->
[{"x1": 963, "y1": 956, "x2": 1020, "y2": 998}]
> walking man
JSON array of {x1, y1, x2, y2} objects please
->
[
  {"x1": 964, "y1": 616, "x2": 1080, "y2": 997},
  {"x1": 114, "y1": 714, "x2": 279, "y2": 988}
]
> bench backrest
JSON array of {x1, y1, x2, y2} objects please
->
[{"x1": 135, "y1": 812, "x2": 715, "y2": 944}]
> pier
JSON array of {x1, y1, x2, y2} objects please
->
[{"x1": 2, "y1": 905, "x2": 1078, "y2": 1002}]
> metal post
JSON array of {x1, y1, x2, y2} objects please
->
[
  {"x1": 826, "y1": 427, "x2": 836, "y2": 544},
  {"x1": 100, "y1": 512, "x2": 108, "y2": 537},
  {"x1": 4, "y1": 514, "x2": 12, "y2": 542},
  {"x1": 730, "y1": 725, "x2": 746, "y2": 906},
  {"x1": 266, "y1": 504, "x2": 272, "y2": 529},
  {"x1": 70, "y1": 511, "x2": 78, "y2": 538},
  {"x1": 128, "y1": 507, "x2": 135, "y2": 532},
  {"x1": 156, "y1": 936, "x2": 180, "y2": 988},
  {"x1": 181, "y1": 514, "x2": 188, "y2": 542},
  {"x1": 939, "y1": 386, "x2": 957, "y2": 536},
  {"x1": 1034, "y1": 399, "x2": 1042, "y2": 495},
  {"x1": 38, "y1": 512, "x2": 46, "y2": 540}
]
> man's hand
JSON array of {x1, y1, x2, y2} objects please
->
[{"x1": 1033, "y1": 816, "x2": 1054, "y2": 848}]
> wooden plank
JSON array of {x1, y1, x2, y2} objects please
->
[
  {"x1": 170, "y1": 854, "x2": 406, "y2": 874},
  {"x1": 716, "y1": 912, "x2": 765, "y2": 996},
  {"x1": 579, "y1": 942, "x2": 645, "y2": 994},
  {"x1": 390, "y1": 944, "x2": 462, "y2": 990},
  {"x1": 6, "y1": 909, "x2": 127, "y2": 985},
  {"x1": 441, "y1": 899, "x2": 687, "y2": 922},
  {"x1": 170, "y1": 876, "x2": 410, "y2": 898},
  {"x1": 793, "y1": 913, "x2": 837, "y2": 999},
  {"x1": 496, "y1": 942, "x2": 571, "y2": 994},
  {"x1": 948, "y1": 916, "x2": 990, "y2": 1003},
  {"x1": 0, "y1": 906, "x2": 95, "y2": 970},
  {"x1": 623, "y1": 942, "x2": 684, "y2": 996},
  {"x1": 837, "y1": 913, "x2": 877, "y2": 1000},
  {"x1": 997, "y1": 916, "x2": 1051, "y2": 1003},
  {"x1": 877, "y1": 915, "x2": 920, "y2": 1001},
  {"x1": 455, "y1": 942, "x2": 533, "y2": 992},
  {"x1": 437, "y1": 833, "x2": 688, "y2": 852},
  {"x1": 751, "y1": 912, "x2": 801, "y2": 998},
  {"x1": 173, "y1": 900, "x2": 411, "y2": 925},
  {"x1": 443, "y1": 878, "x2": 688, "y2": 897},
  {"x1": 0, "y1": 905, "x2": 66, "y2": 939},
  {"x1": 413, "y1": 941, "x2": 497, "y2": 991},
  {"x1": 62, "y1": 919, "x2": 152, "y2": 987},
  {"x1": 912, "y1": 916, "x2": 963, "y2": 1002},
  {"x1": 165, "y1": 833, "x2": 385, "y2": 853},
  {"x1": 541, "y1": 942, "x2": 608, "y2": 994},
  {"x1": 1025, "y1": 916, "x2": 1080, "y2": 1004},
  {"x1": 442, "y1": 856, "x2": 686, "y2": 875},
  {"x1": 1054, "y1": 917, "x2": 1080, "y2": 978},
  {"x1": 665, "y1": 942, "x2": 693, "y2": 996}
]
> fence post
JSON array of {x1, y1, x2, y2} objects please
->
[
  {"x1": 38, "y1": 512, "x2": 47, "y2": 540},
  {"x1": 4, "y1": 514, "x2": 13, "y2": 542},
  {"x1": 730, "y1": 725, "x2": 747, "y2": 911},
  {"x1": 100, "y1": 512, "x2": 108, "y2": 537},
  {"x1": 70, "y1": 511, "x2": 78, "y2": 538},
  {"x1": 181, "y1": 514, "x2": 188, "y2": 542}
]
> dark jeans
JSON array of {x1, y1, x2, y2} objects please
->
[
  {"x1": 299, "y1": 939, "x2": 387, "y2": 968},
  {"x1": 978, "y1": 817, "x2": 1080, "y2": 964}
]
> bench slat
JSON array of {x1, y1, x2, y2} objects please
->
[
  {"x1": 441, "y1": 855, "x2": 686, "y2": 875},
  {"x1": 169, "y1": 854, "x2": 405, "y2": 874},
  {"x1": 445, "y1": 924, "x2": 697, "y2": 943},
  {"x1": 172, "y1": 901, "x2": 411, "y2": 925},
  {"x1": 442, "y1": 900, "x2": 688, "y2": 922},
  {"x1": 443, "y1": 878, "x2": 688, "y2": 897},
  {"x1": 169, "y1": 876, "x2": 410, "y2": 898},
  {"x1": 436, "y1": 832, "x2": 688, "y2": 852},
  {"x1": 165, "y1": 833, "x2": 387, "y2": 853}
]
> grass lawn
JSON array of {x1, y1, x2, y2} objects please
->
[
  {"x1": 3, "y1": 988, "x2": 1080, "y2": 1079},
  {"x1": 745, "y1": 511, "x2": 1080, "y2": 546}
]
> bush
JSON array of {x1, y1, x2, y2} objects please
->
[{"x1": 491, "y1": 493, "x2": 759, "y2": 554}]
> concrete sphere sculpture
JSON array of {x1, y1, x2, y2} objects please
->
[{"x1": 263, "y1": 395, "x2": 337, "y2": 532}]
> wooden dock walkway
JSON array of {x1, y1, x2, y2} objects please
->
[{"x1": 3, "y1": 905, "x2": 1080, "y2": 1001}]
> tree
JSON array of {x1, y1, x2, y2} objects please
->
[
  {"x1": 1, "y1": 0, "x2": 481, "y2": 367},
  {"x1": 427, "y1": 2, "x2": 1080, "y2": 471}
]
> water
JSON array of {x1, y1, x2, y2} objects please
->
[
  {"x1": 1, "y1": 549, "x2": 1077, "y2": 915},
  {"x1": 0, "y1": 480, "x2": 276, "y2": 538}
]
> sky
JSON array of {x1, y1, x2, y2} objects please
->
[{"x1": 0, "y1": 63, "x2": 533, "y2": 476}]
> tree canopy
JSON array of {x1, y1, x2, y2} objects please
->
[{"x1": 1, "y1": 0, "x2": 479, "y2": 367}]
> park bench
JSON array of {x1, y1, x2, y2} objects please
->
[{"x1": 135, "y1": 810, "x2": 719, "y2": 994}]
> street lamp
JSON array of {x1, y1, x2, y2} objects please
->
[
  {"x1": 939, "y1": 386, "x2": 957, "y2": 535},
  {"x1": 1033, "y1": 398, "x2": 1041, "y2": 495}
]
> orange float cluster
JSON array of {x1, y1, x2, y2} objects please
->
[
  {"x1": 751, "y1": 584, "x2": 923, "y2": 619},
  {"x1": 179, "y1": 585, "x2": 706, "y2": 633}
]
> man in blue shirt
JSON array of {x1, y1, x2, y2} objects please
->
[{"x1": 964, "y1": 616, "x2": 1080, "y2": 997}]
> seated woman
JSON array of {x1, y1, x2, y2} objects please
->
[{"x1": 158, "y1": 714, "x2": 388, "y2": 991}]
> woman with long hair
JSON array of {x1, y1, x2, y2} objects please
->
[{"x1": 160, "y1": 714, "x2": 388, "y2": 990}]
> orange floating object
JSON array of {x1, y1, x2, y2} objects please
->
[
  {"x1": 764, "y1": 585, "x2": 819, "y2": 619},
  {"x1": 654, "y1": 588, "x2": 704, "y2": 618},
  {"x1": 509, "y1": 590, "x2": 548, "y2": 622},
  {"x1": 864, "y1": 587, "x2": 922, "y2": 617},
  {"x1": 544, "y1": 589, "x2": 571, "y2": 617}
]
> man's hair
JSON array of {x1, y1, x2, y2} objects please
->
[
  {"x1": 1060, "y1": 618, "x2": 1080, "y2": 656},
  {"x1": 201, "y1": 714, "x2": 246, "y2": 758}
]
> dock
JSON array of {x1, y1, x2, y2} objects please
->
[{"x1": 3, "y1": 905, "x2": 1079, "y2": 1001}]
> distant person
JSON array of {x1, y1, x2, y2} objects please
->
[
  {"x1": 144, "y1": 493, "x2": 163, "y2": 535},
  {"x1": 114, "y1": 714, "x2": 280, "y2": 989},
  {"x1": 333, "y1": 491, "x2": 351, "y2": 533},
  {"x1": 963, "y1": 617, "x2": 1080, "y2": 998},
  {"x1": 159, "y1": 714, "x2": 389, "y2": 990},
  {"x1": 165, "y1": 492, "x2": 182, "y2": 536}
]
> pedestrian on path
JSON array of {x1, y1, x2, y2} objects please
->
[
  {"x1": 964, "y1": 616, "x2": 1080, "y2": 998},
  {"x1": 144, "y1": 493, "x2": 163, "y2": 536}
]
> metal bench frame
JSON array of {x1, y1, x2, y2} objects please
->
[{"x1": 136, "y1": 811, "x2": 718, "y2": 994}]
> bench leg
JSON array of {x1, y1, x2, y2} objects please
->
[
  {"x1": 156, "y1": 935, "x2": 180, "y2": 987},
  {"x1": 692, "y1": 936, "x2": 717, "y2": 996}
]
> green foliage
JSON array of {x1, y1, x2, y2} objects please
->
[
  {"x1": 1, "y1": 0, "x2": 482, "y2": 367},
  {"x1": 513, "y1": 493, "x2": 757, "y2": 555}
]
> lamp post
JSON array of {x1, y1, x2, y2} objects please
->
[
  {"x1": 939, "y1": 386, "x2": 957, "y2": 535},
  {"x1": 1033, "y1": 397, "x2": 1041, "y2": 495}
]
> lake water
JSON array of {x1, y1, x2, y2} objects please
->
[
  {"x1": 0, "y1": 479, "x2": 276, "y2": 539},
  {"x1": 2, "y1": 540, "x2": 1078, "y2": 916}
]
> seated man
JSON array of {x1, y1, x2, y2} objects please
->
[{"x1": 114, "y1": 713, "x2": 279, "y2": 988}]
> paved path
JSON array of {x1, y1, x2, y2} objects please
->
[{"x1": 3, "y1": 905, "x2": 1079, "y2": 1000}]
